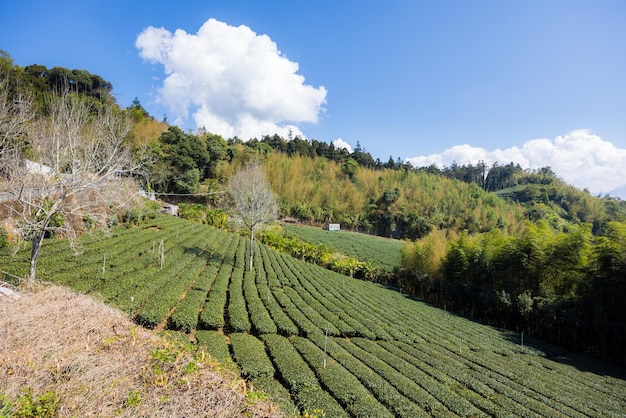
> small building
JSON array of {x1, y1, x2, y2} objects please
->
[
  {"x1": 327, "y1": 223, "x2": 340, "y2": 232},
  {"x1": 161, "y1": 203, "x2": 179, "y2": 216}
]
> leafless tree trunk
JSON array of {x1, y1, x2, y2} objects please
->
[
  {"x1": 1, "y1": 88, "x2": 147, "y2": 287},
  {"x1": 228, "y1": 162, "x2": 278, "y2": 271},
  {"x1": 0, "y1": 71, "x2": 35, "y2": 169}
]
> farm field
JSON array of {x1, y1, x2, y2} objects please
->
[
  {"x1": 283, "y1": 223, "x2": 404, "y2": 272},
  {"x1": 1, "y1": 215, "x2": 625, "y2": 417}
]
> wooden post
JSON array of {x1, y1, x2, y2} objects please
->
[
  {"x1": 159, "y1": 240, "x2": 164, "y2": 270},
  {"x1": 323, "y1": 329, "x2": 328, "y2": 369}
]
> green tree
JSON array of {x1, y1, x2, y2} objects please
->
[
  {"x1": 157, "y1": 126, "x2": 210, "y2": 193},
  {"x1": 341, "y1": 158, "x2": 359, "y2": 180}
]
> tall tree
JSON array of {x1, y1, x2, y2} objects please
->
[
  {"x1": 1, "y1": 89, "x2": 146, "y2": 287},
  {"x1": 228, "y1": 162, "x2": 278, "y2": 271},
  {"x1": 0, "y1": 69, "x2": 34, "y2": 158}
]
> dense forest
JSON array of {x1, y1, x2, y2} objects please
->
[{"x1": 2, "y1": 52, "x2": 626, "y2": 365}]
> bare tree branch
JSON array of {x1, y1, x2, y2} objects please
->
[
  {"x1": 0, "y1": 88, "x2": 148, "y2": 286},
  {"x1": 228, "y1": 162, "x2": 278, "y2": 271}
]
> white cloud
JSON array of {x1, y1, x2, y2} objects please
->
[
  {"x1": 406, "y1": 130, "x2": 626, "y2": 196},
  {"x1": 136, "y1": 18, "x2": 327, "y2": 139},
  {"x1": 333, "y1": 138, "x2": 353, "y2": 153}
]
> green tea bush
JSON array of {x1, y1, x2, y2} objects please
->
[
  {"x1": 169, "y1": 289, "x2": 206, "y2": 332},
  {"x1": 195, "y1": 330, "x2": 232, "y2": 364},
  {"x1": 261, "y1": 334, "x2": 347, "y2": 417},
  {"x1": 243, "y1": 270, "x2": 277, "y2": 334},
  {"x1": 228, "y1": 267, "x2": 251, "y2": 332},
  {"x1": 335, "y1": 338, "x2": 448, "y2": 415},
  {"x1": 229, "y1": 333, "x2": 274, "y2": 379},
  {"x1": 199, "y1": 289, "x2": 226, "y2": 329},
  {"x1": 307, "y1": 334, "x2": 427, "y2": 417},
  {"x1": 290, "y1": 336, "x2": 393, "y2": 418}
]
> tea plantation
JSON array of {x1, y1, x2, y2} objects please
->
[
  {"x1": 1, "y1": 216, "x2": 625, "y2": 417},
  {"x1": 283, "y1": 223, "x2": 404, "y2": 272}
]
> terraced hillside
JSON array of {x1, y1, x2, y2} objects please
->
[
  {"x1": 1, "y1": 216, "x2": 625, "y2": 417},
  {"x1": 283, "y1": 223, "x2": 404, "y2": 272}
]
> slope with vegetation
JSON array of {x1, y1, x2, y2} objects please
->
[
  {"x1": 281, "y1": 223, "x2": 404, "y2": 273},
  {"x1": 1, "y1": 215, "x2": 625, "y2": 417},
  {"x1": 0, "y1": 284, "x2": 278, "y2": 417},
  {"x1": 2, "y1": 50, "x2": 626, "y2": 413}
]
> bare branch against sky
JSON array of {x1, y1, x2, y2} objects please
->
[
  {"x1": 0, "y1": 88, "x2": 147, "y2": 286},
  {"x1": 228, "y1": 161, "x2": 278, "y2": 270}
]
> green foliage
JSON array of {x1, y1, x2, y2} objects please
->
[
  {"x1": 0, "y1": 225, "x2": 8, "y2": 248},
  {"x1": 260, "y1": 226, "x2": 389, "y2": 282},
  {"x1": 228, "y1": 267, "x2": 251, "y2": 332},
  {"x1": 243, "y1": 270, "x2": 278, "y2": 334},
  {"x1": 175, "y1": 167, "x2": 200, "y2": 194},
  {"x1": 178, "y1": 203, "x2": 227, "y2": 228},
  {"x1": 264, "y1": 152, "x2": 525, "y2": 239},
  {"x1": 340, "y1": 158, "x2": 359, "y2": 179},
  {"x1": 262, "y1": 334, "x2": 347, "y2": 417},
  {"x1": 151, "y1": 126, "x2": 212, "y2": 194},
  {"x1": 124, "y1": 390, "x2": 142, "y2": 408},
  {"x1": 401, "y1": 218, "x2": 626, "y2": 360},
  {"x1": 1, "y1": 388, "x2": 61, "y2": 418},
  {"x1": 169, "y1": 289, "x2": 205, "y2": 332},
  {"x1": 291, "y1": 336, "x2": 394, "y2": 417},
  {"x1": 18, "y1": 62, "x2": 115, "y2": 109},
  {"x1": 229, "y1": 333, "x2": 274, "y2": 378},
  {"x1": 282, "y1": 224, "x2": 403, "y2": 273},
  {"x1": 122, "y1": 199, "x2": 161, "y2": 225},
  {"x1": 306, "y1": 333, "x2": 426, "y2": 417},
  {"x1": 2, "y1": 215, "x2": 626, "y2": 416}
]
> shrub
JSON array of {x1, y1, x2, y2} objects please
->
[
  {"x1": 229, "y1": 333, "x2": 274, "y2": 379},
  {"x1": 195, "y1": 330, "x2": 232, "y2": 364},
  {"x1": 243, "y1": 270, "x2": 278, "y2": 334},
  {"x1": 9, "y1": 388, "x2": 60, "y2": 418},
  {"x1": 169, "y1": 289, "x2": 206, "y2": 332},
  {"x1": 228, "y1": 267, "x2": 251, "y2": 332},
  {"x1": 261, "y1": 334, "x2": 347, "y2": 417},
  {"x1": 199, "y1": 289, "x2": 226, "y2": 329},
  {"x1": 0, "y1": 225, "x2": 8, "y2": 248},
  {"x1": 290, "y1": 336, "x2": 393, "y2": 418}
]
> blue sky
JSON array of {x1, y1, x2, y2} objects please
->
[{"x1": 2, "y1": 0, "x2": 626, "y2": 196}]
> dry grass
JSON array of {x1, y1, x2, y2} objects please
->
[{"x1": 0, "y1": 285, "x2": 283, "y2": 417}]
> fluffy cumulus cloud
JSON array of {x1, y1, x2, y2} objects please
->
[
  {"x1": 136, "y1": 18, "x2": 327, "y2": 140},
  {"x1": 332, "y1": 138, "x2": 353, "y2": 153},
  {"x1": 406, "y1": 130, "x2": 626, "y2": 197}
]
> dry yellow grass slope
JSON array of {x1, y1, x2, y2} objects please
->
[{"x1": 0, "y1": 285, "x2": 282, "y2": 417}]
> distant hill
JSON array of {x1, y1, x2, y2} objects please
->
[{"x1": 609, "y1": 183, "x2": 626, "y2": 200}]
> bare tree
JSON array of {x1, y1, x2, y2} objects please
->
[
  {"x1": 0, "y1": 89, "x2": 147, "y2": 287},
  {"x1": 228, "y1": 162, "x2": 278, "y2": 271},
  {"x1": 0, "y1": 70, "x2": 35, "y2": 162}
]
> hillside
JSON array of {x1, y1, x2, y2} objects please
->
[
  {"x1": 1, "y1": 215, "x2": 625, "y2": 417},
  {"x1": 0, "y1": 284, "x2": 278, "y2": 417},
  {"x1": 282, "y1": 223, "x2": 404, "y2": 272},
  {"x1": 2, "y1": 56, "x2": 626, "y2": 414}
]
